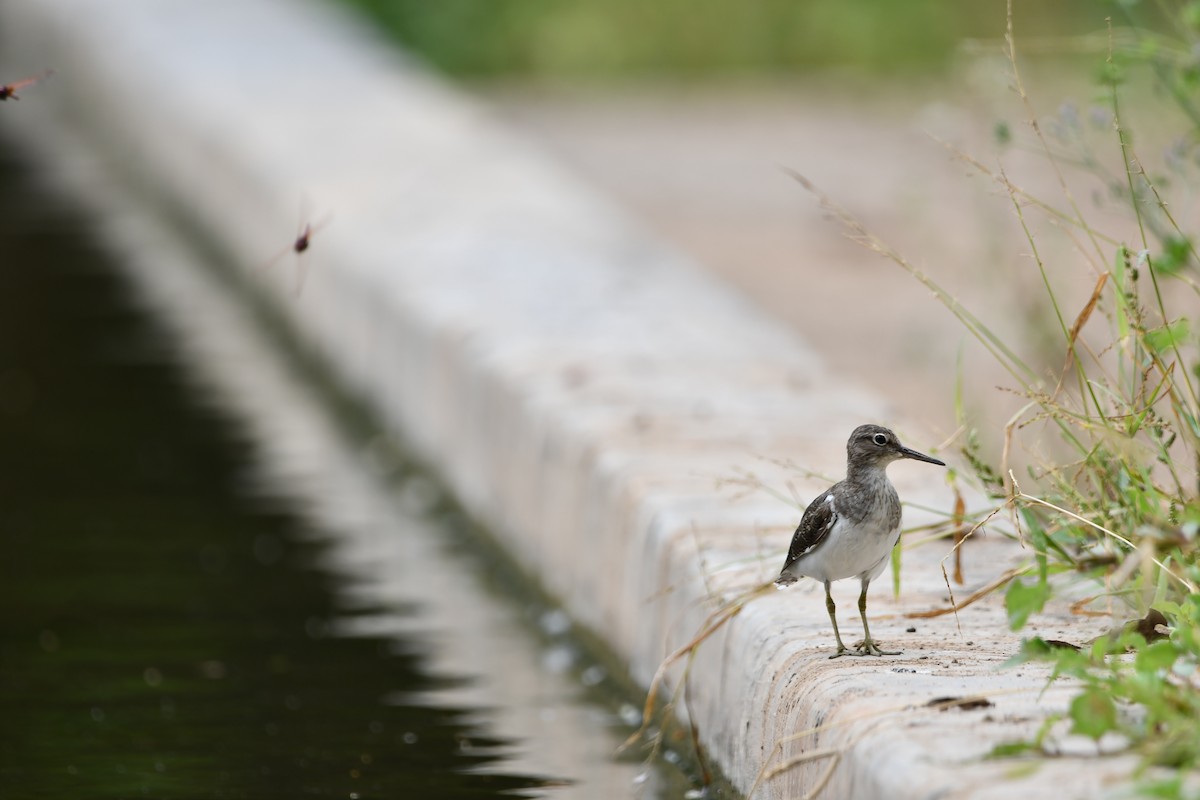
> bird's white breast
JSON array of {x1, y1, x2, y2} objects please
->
[{"x1": 790, "y1": 490, "x2": 900, "y2": 583}]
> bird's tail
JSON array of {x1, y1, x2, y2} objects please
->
[{"x1": 774, "y1": 573, "x2": 799, "y2": 589}]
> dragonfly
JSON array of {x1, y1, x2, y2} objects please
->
[
  {"x1": 0, "y1": 69, "x2": 54, "y2": 102},
  {"x1": 265, "y1": 206, "x2": 331, "y2": 296}
]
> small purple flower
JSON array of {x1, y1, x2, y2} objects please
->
[
  {"x1": 1059, "y1": 101, "x2": 1080, "y2": 131},
  {"x1": 1164, "y1": 137, "x2": 1189, "y2": 173},
  {"x1": 1089, "y1": 106, "x2": 1113, "y2": 129}
]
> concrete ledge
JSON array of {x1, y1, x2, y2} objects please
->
[{"x1": 0, "y1": 0, "x2": 1137, "y2": 796}]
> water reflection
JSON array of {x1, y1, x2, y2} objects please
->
[{"x1": 0, "y1": 141, "x2": 692, "y2": 797}]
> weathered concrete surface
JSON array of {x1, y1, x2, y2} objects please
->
[{"x1": 0, "y1": 0, "x2": 1140, "y2": 797}]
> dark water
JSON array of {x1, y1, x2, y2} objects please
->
[{"x1": 0, "y1": 147, "x2": 569, "y2": 797}]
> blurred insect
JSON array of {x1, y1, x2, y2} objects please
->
[
  {"x1": 1, "y1": 69, "x2": 54, "y2": 102},
  {"x1": 264, "y1": 204, "x2": 331, "y2": 296}
]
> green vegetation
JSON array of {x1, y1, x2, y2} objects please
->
[
  {"x1": 776, "y1": 0, "x2": 1200, "y2": 791},
  {"x1": 337, "y1": 0, "x2": 1102, "y2": 78},
  {"x1": 798, "y1": 0, "x2": 1200, "y2": 792},
  {"x1": 991, "y1": 1, "x2": 1200, "y2": 784}
]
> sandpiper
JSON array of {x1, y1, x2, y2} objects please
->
[{"x1": 776, "y1": 424, "x2": 945, "y2": 658}]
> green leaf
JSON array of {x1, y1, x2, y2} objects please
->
[
  {"x1": 1020, "y1": 508, "x2": 1050, "y2": 584},
  {"x1": 994, "y1": 120, "x2": 1012, "y2": 146},
  {"x1": 1005, "y1": 577, "x2": 1049, "y2": 631},
  {"x1": 1069, "y1": 688, "x2": 1117, "y2": 740},
  {"x1": 1003, "y1": 761, "x2": 1043, "y2": 780},
  {"x1": 1145, "y1": 318, "x2": 1190, "y2": 353},
  {"x1": 1155, "y1": 236, "x2": 1192, "y2": 274},
  {"x1": 1091, "y1": 634, "x2": 1120, "y2": 660},
  {"x1": 987, "y1": 739, "x2": 1040, "y2": 759},
  {"x1": 1136, "y1": 640, "x2": 1179, "y2": 673},
  {"x1": 1115, "y1": 246, "x2": 1130, "y2": 340},
  {"x1": 1136, "y1": 776, "x2": 1184, "y2": 800},
  {"x1": 1003, "y1": 636, "x2": 1054, "y2": 668},
  {"x1": 1097, "y1": 60, "x2": 1125, "y2": 87},
  {"x1": 890, "y1": 540, "x2": 901, "y2": 598}
]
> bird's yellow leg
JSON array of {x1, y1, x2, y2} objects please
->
[
  {"x1": 853, "y1": 581, "x2": 899, "y2": 657},
  {"x1": 824, "y1": 581, "x2": 850, "y2": 659}
]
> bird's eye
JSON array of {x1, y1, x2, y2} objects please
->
[{"x1": 872, "y1": 433, "x2": 888, "y2": 446}]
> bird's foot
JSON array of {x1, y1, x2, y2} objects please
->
[
  {"x1": 850, "y1": 638, "x2": 900, "y2": 657},
  {"x1": 827, "y1": 644, "x2": 850, "y2": 660}
]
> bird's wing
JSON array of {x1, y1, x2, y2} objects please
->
[{"x1": 779, "y1": 488, "x2": 837, "y2": 575}]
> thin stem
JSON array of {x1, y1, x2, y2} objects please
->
[{"x1": 1006, "y1": 0, "x2": 1108, "y2": 269}]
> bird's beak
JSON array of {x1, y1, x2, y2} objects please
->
[{"x1": 898, "y1": 446, "x2": 945, "y2": 466}]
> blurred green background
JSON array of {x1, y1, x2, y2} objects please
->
[{"x1": 339, "y1": 0, "x2": 1123, "y2": 78}]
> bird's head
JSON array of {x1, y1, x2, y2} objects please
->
[{"x1": 847, "y1": 424, "x2": 945, "y2": 469}]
